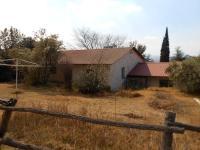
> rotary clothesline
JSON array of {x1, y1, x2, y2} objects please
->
[
  {"x1": 0, "y1": 58, "x2": 40, "y2": 99},
  {"x1": 0, "y1": 58, "x2": 39, "y2": 67}
]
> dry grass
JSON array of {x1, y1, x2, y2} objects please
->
[
  {"x1": 7, "y1": 103, "x2": 163, "y2": 150},
  {"x1": 122, "y1": 113, "x2": 144, "y2": 119},
  {"x1": 116, "y1": 89, "x2": 143, "y2": 98},
  {"x1": 0, "y1": 83, "x2": 199, "y2": 150}
]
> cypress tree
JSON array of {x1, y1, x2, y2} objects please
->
[{"x1": 160, "y1": 27, "x2": 170, "y2": 62}]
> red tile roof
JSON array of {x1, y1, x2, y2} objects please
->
[
  {"x1": 128, "y1": 62, "x2": 169, "y2": 77},
  {"x1": 59, "y1": 47, "x2": 144, "y2": 65}
]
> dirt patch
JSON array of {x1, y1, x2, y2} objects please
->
[
  {"x1": 148, "y1": 92, "x2": 182, "y2": 112},
  {"x1": 147, "y1": 87, "x2": 167, "y2": 92},
  {"x1": 149, "y1": 98, "x2": 176, "y2": 110},
  {"x1": 116, "y1": 90, "x2": 143, "y2": 98},
  {"x1": 154, "y1": 92, "x2": 172, "y2": 100}
]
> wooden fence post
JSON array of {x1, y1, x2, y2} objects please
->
[
  {"x1": 0, "y1": 99, "x2": 17, "y2": 138},
  {"x1": 162, "y1": 112, "x2": 176, "y2": 150}
]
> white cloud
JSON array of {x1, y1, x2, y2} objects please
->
[
  {"x1": 0, "y1": 0, "x2": 63, "y2": 36},
  {"x1": 64, "y1": 0, "x2": 143, "y2": 31},
  {"x1": 0, "y1": 0, "x2": 199, "y2": 56},
  {"x1": 0, "y1": 0, "x2": 143, "y2": 46}
]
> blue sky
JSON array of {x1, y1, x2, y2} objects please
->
[{"x1": 0, "y1": 0, "x2": 199, "y2": 57}]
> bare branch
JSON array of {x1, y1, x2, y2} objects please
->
[
  {"x1": 74, "y1": 28, "x2": 126, "y2": 49},
  {"x1": 0, "y1": 137, "x2": 51, "y2": 150}
]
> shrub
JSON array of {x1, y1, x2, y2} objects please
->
[
  {"x1": 166, "y1": 57, "x2": 200, "y2": 93},
  {"x1": 77, "y1": 65, "x2": 108, "y2": 94},
  {"x1": 25, "y1": 67, "x2": 50, "y2": 86}
]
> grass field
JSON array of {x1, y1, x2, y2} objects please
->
[{"x1": 0, "y1": 83, "x2": 199, "y2": 150}]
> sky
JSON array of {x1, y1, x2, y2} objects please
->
[{"x1": 0, "y1": 0, "x2": 199, "y2": 58}]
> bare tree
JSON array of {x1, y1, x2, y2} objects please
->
[
  {"x1": 74, "y1": 28, "x2": 126, "y2": 49},
  {"x1": 129, "y1": 40, "x2": 152, "y2": 61}
]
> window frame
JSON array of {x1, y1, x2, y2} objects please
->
[{"x1": 121, "y1": 67, "x2": 125, "y2": 79}]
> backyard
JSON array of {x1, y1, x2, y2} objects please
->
[{"x1": 0, "y1": 83, "x2": 199, "y2": 150}]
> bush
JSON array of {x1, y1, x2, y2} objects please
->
[
  {"x1": 25, "y1": 68, "x2": 50, "y2": 86},
  {"x1": 166, "y1": 57, "x2": 200, "y2": 93},
  {"x1": 77, "y1": 65, "x2": 108, "y2": 94}
]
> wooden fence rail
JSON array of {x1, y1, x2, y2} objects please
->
[
  {"x1": 0, "y1": 98, "x2": 199, "y2": 150},
  {"x1": 169, "y1": 122, "x2": 200, "y2": 132},
  {"x1": 0, "y1": 105, "x2": 184, "y2": 133}
]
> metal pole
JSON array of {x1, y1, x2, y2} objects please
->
[
  {"x1": 16, "y1": 58, "x2": 18, "y2": 91},
  {"x1": 115, "y1": 96, "x2": 116, "y2": 120}
]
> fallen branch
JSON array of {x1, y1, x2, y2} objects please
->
[
  {"x1": 0, "y1": 106, "x2": 184, "y2": 133},
  {"x1": 0, "y1": 137, "x2": 51, "y2": 150},
  {"x1": 0, "y1": 98, "x2": 17, "y2": 106}
]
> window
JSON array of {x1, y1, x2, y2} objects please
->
[
  {"x1": 121, "y1": 67, "x2": 125, "y2": 79},
  {"x1": 159, "y1": 79, "x2": 169, "y2": 87}
]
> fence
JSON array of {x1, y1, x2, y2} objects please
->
[{"x1": 0, "y1": 98, "x2": 199, "y2": 150}]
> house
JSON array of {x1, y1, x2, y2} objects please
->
[
  {"x1": 127, "y1": 62, "x2": 170, "y2": 88},
  {"x1": 53, "y1": 47, "x2": 170, "y2": 91},
  {"x1": 53, "y1": 47, "x2": 144, "y2": 90}
]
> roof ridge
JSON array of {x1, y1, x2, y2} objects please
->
[
  {"x1": 145, "y1": 62, "x2": 169, "y2": 64},
  {"x1": 59, "y1": 47, "x2": 145, "y2": 65},
  {"x1": 63, "y1": 47, "x2": 131, "y2": 52}
]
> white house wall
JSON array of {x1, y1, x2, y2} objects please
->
[{"x1": 109, "y1": 52, "x2": 143, "y2": 91}]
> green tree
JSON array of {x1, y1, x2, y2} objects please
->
[
  {"x1": 20, "y1": 37, "x2": 35, "y2": 49},
  {"x1": 0, "y1": 27, "x2": 62, "y2": 85},
  {"x1": 129, "y1": 41, "x2": 152, "y2": 61},
  {"x1": 0, "y1": 28, "x2": 10, "y2": 58},
  {"x1": 9, "y1": 27, "x2": 24, "y2": 49},
  {"x1": 0, "y1": 27, "x2": 24, "y2": 58},
  {"x1": 8, "y1": 48, "x2": 32, "y2": 61},
  {"x1": 160, "y1": 27, "x2": 170, "y2": 62},
  {"x1": 0, "y1": 27, "x2": 24, "y2": 82},
  {"x1": 171, "y1": 47, "x2": 185, "y2": 61},
  {"x1": 166, "y1": 57, "x2": 200, "y2": 93},
  {"x1": 129, "y1": 41, "x2": 146, "y2": 55},
  {"x1": 26, "y1": 29, "x2": 62, "y2": 85}
]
